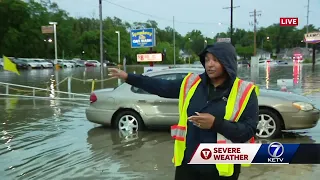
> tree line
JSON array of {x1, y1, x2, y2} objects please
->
[{"x1": 1, "y1": 0, "x2": 319, "y2": 65}]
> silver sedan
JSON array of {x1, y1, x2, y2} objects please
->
[{"x1": 85, "y1": 68, "x2": 320, "y2": 139}]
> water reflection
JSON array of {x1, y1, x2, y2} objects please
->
[
  {"x1": 86, "y1": 127, "x2": 173, "y2": 179},
  {"x1": 293, "y1": 61, "x2": 302, "y2": 87},
  {"x1": 265, "y1": 64, "x2": 270, "y2": 89}
]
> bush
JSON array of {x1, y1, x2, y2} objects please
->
[{"x1": 303, "y1": 58, "x2": 312, "y2": 63}]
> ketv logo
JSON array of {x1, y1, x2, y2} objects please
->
[
  {"x1": 280, "y1": 17, "x2": 298, "y2": 26},
  {"x1": 267, "y1": 142, "x2": 284, "y2": 163}
]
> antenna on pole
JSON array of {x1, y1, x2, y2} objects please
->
[{"x1": 249, "y1": 9, "x2": 262, "y2": 56}]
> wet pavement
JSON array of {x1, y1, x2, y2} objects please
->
[{"x1": 1, "y1": 64, "x2": 320, "y2": 179}]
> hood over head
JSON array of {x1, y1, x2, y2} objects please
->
[{"x1": 198, "y1": 42, "x2": 237, "y2": 81}]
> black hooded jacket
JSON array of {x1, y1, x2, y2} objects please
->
[{"x1": 125, "y1": 42, "x2": 259, "y2": 171}]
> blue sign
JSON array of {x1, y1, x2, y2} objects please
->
[{"x1": 130, "y1": 28, "x2": 156, "y2": 48}]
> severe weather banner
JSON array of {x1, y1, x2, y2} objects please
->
[
  {"x1": 130, "y1": 28, "x2": 156, "y2": 48},
  {"x1": 189, "y1": 142, "x2": 320, "y2": 164}
]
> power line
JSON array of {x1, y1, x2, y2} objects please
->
[
  {"x1": 103, "y1": 0, "x2": 225, "y2": 26},
  {"x1": 249, "y1": 9, "x2": 261, "y2": 56}
]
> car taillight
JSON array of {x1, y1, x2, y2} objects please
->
[{"x1": 90, "y1": 93, "x2": 97, "y2": 103}]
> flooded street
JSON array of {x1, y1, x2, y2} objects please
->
[{"x1": 1, "y1": 64, "x2": 320, "y2": 179}]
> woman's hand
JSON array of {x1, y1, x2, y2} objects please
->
[
  {"x1": 188, "y1": 112, "x2": 215, "y2": 129},
  {"x1": 108, "y1": 68, "x2": 128, "y2": 81}
]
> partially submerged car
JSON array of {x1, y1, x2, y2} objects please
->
[{"x1": 86, "y1": 68, "x2": 319, "y2": 139}]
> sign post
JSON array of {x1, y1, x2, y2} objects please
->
[
  {"x1": 304, "y1": 31, "x2": 320, "y2": 71},
  {"x1": 130, "y1": 28, "x2": 162, "y2": 72},
  {"x1": 130, "y1": 28, "x2": 156, "y2": 48}
]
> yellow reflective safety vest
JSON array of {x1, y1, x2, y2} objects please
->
[{"x1": 171, "y1": 73, "x2": 259, "y2": 177}]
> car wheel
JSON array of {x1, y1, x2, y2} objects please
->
[
  {"x1": 256, "y1": 109, "x2": 282, "y2": 139},
  {"x1": 114, "y1": 110, "x2": 144, "y2": 132}
]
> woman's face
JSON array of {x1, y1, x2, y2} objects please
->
[{"x1": 204, "y1": 52, "x2": 225, "y2": 79}]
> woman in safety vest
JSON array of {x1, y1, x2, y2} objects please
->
[{"x1": 108, "y1": 42, "x2": 259, "y2": 180}]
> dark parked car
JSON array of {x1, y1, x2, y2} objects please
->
[{"x1": 13, "y1": 59, "x2": 29, "y2": 69}]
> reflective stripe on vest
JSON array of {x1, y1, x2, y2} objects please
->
[
  {"x1": 171, "y1": 73, "x2": 258, "y2": 177},
  {"x1": 171, "y1": 125, "x2": 186, "y2": 141},
  {"x1": 171, "y1": 73, "x2": 201, "y2": 142},
  {"x1": 171, "y1": 73, "x2": 201, "y2": 165},
  {"x1": 216, "y1": 78, "x2": 257, "y2": 175}
]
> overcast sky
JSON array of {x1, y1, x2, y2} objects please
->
[{"x1": 51, "y1": 0, "x2": 320, "y2": 37}]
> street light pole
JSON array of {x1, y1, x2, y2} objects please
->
[
  {"x1": 49, "y1": 22, "x2": 58, "y2": 64},
  {"x1": 99, "y1": 0, "x2": 104, "y2": 88},
  {"x1": 115, "y1": 31, "x2": 121, "y2": 86},
  {"x1": 49, "y1": 21, "x2": 59, "y2": 91}
]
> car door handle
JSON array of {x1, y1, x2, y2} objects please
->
[{"x1": 138, "y1": 100, "x2": 147, "y2": 103}]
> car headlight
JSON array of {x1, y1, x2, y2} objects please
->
[{"x1": 292, "y1": 102, "x2": 314, "y2": 111}]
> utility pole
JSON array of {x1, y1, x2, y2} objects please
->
[
  {"x1": 249, "y1": 9, "x2": 261, "y2": 56},
  {"x1": 223, "y1": 0, "x2": 240, "y2": 46},
  {"x1": 99, "y1": 0, "x2": 104, "y2": 88},
  {"x1": 173, "y1": 16, "x2": 176, "y2": 66},
  {"x1": 306, "y1": 0, "x2": 310, "y2": 48}
]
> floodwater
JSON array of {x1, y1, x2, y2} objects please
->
[{"x1": 1, "y1": 64, "x2": 320, "y2": 180}]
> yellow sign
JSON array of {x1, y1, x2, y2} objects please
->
[{"x1": 3, "y1": 55, "x2": 20, "y2": 75}]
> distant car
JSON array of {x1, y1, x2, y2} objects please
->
[
  {"x1": 85, "y1": 68, "x2": 320, "y2": 139},
  {"x1": 106, "y1": 61, "x2": 117, "y2": 66},
  {"x1": 237, "y1": 60, "x2": 250, "y2": 67},
  {"x1": 13, "y1": 59, "x2": 29, "y2": 69},
  {"x1": 33, "y1": 59, "x2": 53, "y2": 68},
  {"x1": 57, "y1": 60, "x2": 74, "y2": 68},
  {"x1": 45, "y1": 59, "x2": 55, "y2": 66},
  {"x1": 75, "y1": 60, "x2": 86, "y2": 67},
  {"x1": 17, "y1": 58, "x2": 41, "y2": 69},
  {"x1": 258, "y1": 59, "x2": 277, "y2": 66},
  {"x1": 85, "y1": 60, "x2": 101, "y2": 67},
  {"x1": 67, "y1": 60, "x2": 77, "y2": 66},
  {"x1": 275, "y1": 60, "x2": 288, "y2": 65}
]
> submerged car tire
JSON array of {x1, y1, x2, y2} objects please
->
[
  {"x1": 113, "y1": 110, "x2": 144, "y2": 132},
  {"x1": 256, "y1": 109, "x2": 282, "y2": 139}
]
